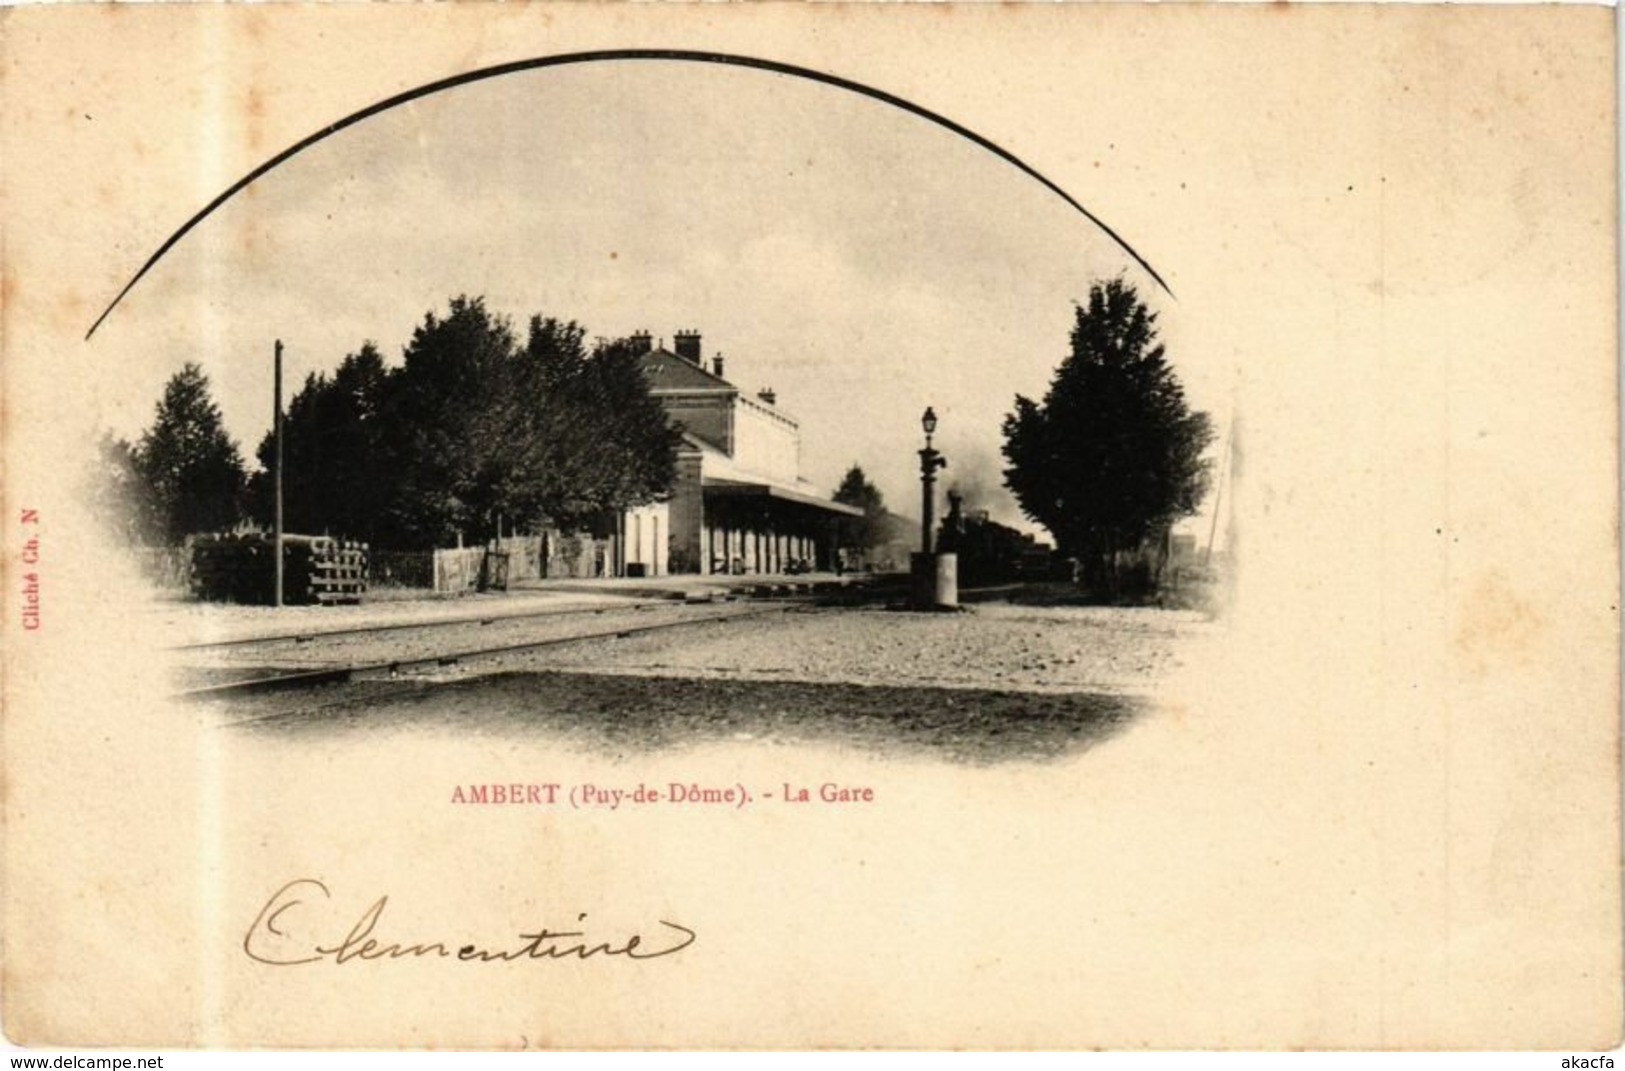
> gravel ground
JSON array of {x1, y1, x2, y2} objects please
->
[
  {"x1": 223, "y1": 672, "x2": 1143, "y2": 765},
  {"x1": 519, "y1": 603, "x2": 1212, "y2": 695},
  {"x1": 210, "y1": 600, "x2": 1218, "y2": 764}
]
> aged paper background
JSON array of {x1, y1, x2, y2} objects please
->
[{"x1": 1, "y1": 3, "x2": 1619, "y2": 1050}]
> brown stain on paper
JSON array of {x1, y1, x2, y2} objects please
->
[
  {"x1": 49, "y1": 288, "x2": 87, "y2": 337},
  {"x1": 244, "y1": 84, "x2": 269, "y2": 156},
  {"x1": 1453, "y1": 569, "x2": 1546, "y2": 675}
]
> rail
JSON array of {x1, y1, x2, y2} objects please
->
[{"x1": 174, "y1": 600, "x2": 806, "y2": 701}]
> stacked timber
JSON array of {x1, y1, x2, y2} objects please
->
[
  {"x1": 295, "y1": 536, "x2": 368, "y2": 605},
  {"x1": 189, "y1": 533, "x2": 369, "y2": 605},
  {"x1": 189, "y1": 533, "x2": 272, "y2": 604}
]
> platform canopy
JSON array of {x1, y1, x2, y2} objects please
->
[{"x1": 702, "y1": 478, "x2": 863, "y2": 518}]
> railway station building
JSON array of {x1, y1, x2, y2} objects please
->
[{"x1": 614, "y1": 330, "x2": 860, "y2": 577}]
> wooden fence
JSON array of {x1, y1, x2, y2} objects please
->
[{"x1": 157, "y1": 529, "x2": 622, "y2": 598}]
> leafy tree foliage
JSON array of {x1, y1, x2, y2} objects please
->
[
  {"x1": 247, "y1": 342, "x2": 390, "y2": 543},
  {"x1": 1002, "y1": 280, "x2": 1213, "y2": 592},
  {"x1": 244, "y1": 297, "x2": 680, "y2": 549},
  {"x1": 547, "y1": 331, "x2": 684, "y2": 527},
  {"x1": 482, "y1": 316, "x2": 682, "y2": 533},
  {"x1": 123, "y1": 297, "x2": 680, "y2": 552},
  {"x1": 832, "y1": 465, "x2": 887, "y2": 553},
  {"x1": 132, "y1": 363, "x2": 247, "y2": 542},
  {"x1": 83, "y1": 430, "x2": 159, "y2": 545},
  {"x1": 375, "y1": 296, "x2": 519, "y2": 547}
]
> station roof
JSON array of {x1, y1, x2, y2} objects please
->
[
  {"x1": 703, "y1": 478, "x2": 864, "y2": 517},
  {"x1": 639, "y1": 347, "x2": 736, "y2": 393}
]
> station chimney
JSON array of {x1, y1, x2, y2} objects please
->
[{"x1": 674, "y1": 330, "x2": 702, "y2": 364}]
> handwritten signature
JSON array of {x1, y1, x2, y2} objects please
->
[{"x1": 244, "y1": 878, "x2": 696, "y2": 966}]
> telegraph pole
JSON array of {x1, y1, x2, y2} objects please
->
[{"x1": 273, "y1": 339, "x2": 284, "y2": 608}]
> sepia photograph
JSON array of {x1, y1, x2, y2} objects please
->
[
  {"x1": 91, "y1": 50, "x2": 1229, "y2": 761},
  {"x1": 1, "y1": 2, "x2": 1618, "y2": 1055}
]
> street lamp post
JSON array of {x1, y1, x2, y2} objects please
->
[
  {"x1": 911, "y1": 406, "x2": 957, "y2": 610},
  {"x1": 918, "y1": 406, "x2": 947, "y2": 554}
]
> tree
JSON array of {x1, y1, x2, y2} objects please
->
[
  {"x1": 496, "y1": 320, "x2": 681, "y2": 531},
  {"x1": 376, "y1": 296, "x2": 518, "y2": 547},
  {"x1": 132, "y1": 363, "x2": 246, "y2": 542},
  {"x1": 1001, "y1": 279, "x2": 1213, "y2": 595},
  {"x1": 83, "y1": 430, "x2": 159, "y2": 545},
  {"x1": 310, "y1": 299, "x2": 682, "y2": 549},
  {"x1": 232, "y1": 297, "x2": 682, "y2": 551},
  {"x1": 560, "y1": 333, "x2": 683, "y2": 523},
  {"x1": 832, "y1": 465, "x2": 887, "y2": 557},
  {"x1": 247, "y1": 342, "x2": 391, "y2": 542}
]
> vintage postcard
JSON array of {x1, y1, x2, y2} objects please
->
[{"x1": 1, "y1": 2, "x2": 1618, "y2": 1051}]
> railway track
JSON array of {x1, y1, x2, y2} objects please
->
[
  {"x1": 168, "y1": 597, "x2": 679, "y2": 652},
  {"x1": 170, "y1": 574, "x2": 888, "y2": 654},
  {"x1": 173, "y1": 597, "x2": 813, "y2": 702}
]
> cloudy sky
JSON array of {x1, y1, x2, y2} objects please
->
[{"x1": 87, "y1": 58, "x2": 1226, "y2": 536}]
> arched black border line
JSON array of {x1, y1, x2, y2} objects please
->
[{"x1": 86, "y1": 48, "x2": 1171, "y2": 341}]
